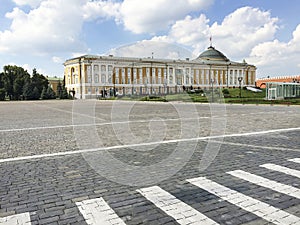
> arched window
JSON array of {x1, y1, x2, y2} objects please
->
[{"x1": 71, "y1": 67, "x2": 75, "y2": 84}]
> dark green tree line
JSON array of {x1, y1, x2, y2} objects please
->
[
  {"x1": 56, "y1": 78, "x2": 70, "y2": 99},
  {"x1": 0, "y1": 65, "x2": 31, "y2": 100},
  {"x1": 0, "y1": 65, "x2": 62, "y2": 101}
]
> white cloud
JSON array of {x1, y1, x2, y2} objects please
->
[
  {"x1": 2, "y1": 62, "x2": 46, "y2": 75},
  {"x1": 21, "y1": 63, "x2": 32, "y2": 72},
  {"x1": 2, "y1": 1, "x2": 300, "y2": 77},
  {"x1": 210, "y1": 7, "x2": 279, "y2": 59},
  {"x1": 149, "y1": 6, "x2": 279, "y2": 59},
  {"x1": 107, "y1": 40, "x2": 195, "y2": 59},
  {"x1": 170, "y1": 14, "x2": 210, "y2": 45},
  {"x1": 247, "y1": 24, "x2": 300, "y2": 76},
  {"x1": 162, "y1": 14, "x2": 210, "y2": 55},
  {"x1": 145, "y1": 6, "x2": 300, "y2": 76},
  {"x1": 83, "y1": 0, "x2": 121, "y2": 22},
  {"x1": 12, "y1": 0, "x2": 43, "y2": 8},
  {"x1": 1, "y1": 0, "x2": 213, "y2": 55},
  {"x1": 120, "y1": 0, "x2": 213, "y2": 34},
  {"x1": 0, "y1": 0, "x2": 122, "y2": 55},
  {"x1": 0, "y1": 0, "x2": 87, "y2": 55},
  {"x1": 52, "y1": 56, "x2": 63, "y2": 64}
]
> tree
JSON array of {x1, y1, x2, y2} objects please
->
[
  {"x1": 41, "y1": 86, "x2": 56, "y2": 100},
  {"x1": 46, "y1": 86, "x2": 56, "y2": 99},
  {"x1": 0, "y1": 72, "x2": 5, "y2": 100},
  {"x1": 13, "y1": 77, "x2": 24, "y2": 100},
  {"x1": 31, "y1": 68, "x2": 48, "y2": 97},
  {"x1": 23, "y1": 81, "x2": 31, "y2": 100},
  {"x1": 0, "y1": 65, "x2": 70, "y2": 101},
  {"x1": 23, "y1": 80, "x2": 40, "y2": 100},
  {"x1": 61, "y1": 87, "x2": 70, "y2": 99},
  {"x1": 23, "y1": 81, "x2": 34, "y2": 100},
  {"x1": 32, "y1": 87, "x2": 40, "y2": 100},
  {"x1": 40, "y1": 86, "x2": 47, "y2": 99},
  {"x1": 0, "y1": 88, "x2": 5, "y2": 100},
  {"x1": 2, "y1": 65, "x2": 30, "y2": 100},
  {"x1": 56, "y1": 80, "x2": 63, "y2": 98},
  {"x1": 59, "y1": 76, "x2": 71, "y2": 99}
]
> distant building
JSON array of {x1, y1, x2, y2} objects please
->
[
  {"x1": 256, "y1": 75, "x2": 300, "y2": 88},
  {"x1": 266, "y1": 82, "x2": 300, "y2": 100},
  {"x1": 63, "y1": 46, "x2": 256, "y2": 99},
  {"x1": 47, "y1": 76, "x2": 62, "y2": 94}
]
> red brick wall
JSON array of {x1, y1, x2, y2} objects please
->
[{"x1": 256, "y1": 75, "x2": 300, "y2": 88}]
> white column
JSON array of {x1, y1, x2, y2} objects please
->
[
  {"x1": 91, "y1": 64, "x2": 95, "y2": 85},
  {"x1": 91, "y1": 63, "x2": 94, "y2": 84},
  {"x1": 172, "y1": 68, "x2": 176, "y2": 85},
  {"x1": 166, "y1": 66, "x2": 169, "y2": 85},
  {"x1": 106, "y1": 65, "x2": 109, "y2": 84},
  {"x1": 231, "y1": 69, "x2": 235, "y2": 86}
]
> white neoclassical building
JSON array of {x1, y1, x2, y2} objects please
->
[{"x1": 64, "y1": 45, "x2": 256, "y2": 99}]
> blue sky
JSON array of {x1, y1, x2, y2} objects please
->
[{"x1": 0, "y1": 0, "x2": 300, "y2": 78}]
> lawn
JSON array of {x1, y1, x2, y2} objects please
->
[{"x1": 103, "y1": 88, "x2": 300, "y2": 105}]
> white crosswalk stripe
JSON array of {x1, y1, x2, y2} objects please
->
[
  {"x1": 137, "y1": 186, "x2": 219, "y2": 225},
  {"x1": 0, "y1": 212, "x2": 31, "y2": 225},
  {"x1": 187, "y1": 176, "x2": 300, "y2": 225},
  {"x1": 76, "y1": 197, "x2": 126, "y2": 225},
  {"x1": 1, "y1": 158, "x2": 300, "y2": 224},
  {"x1": 288, "y1": 158, "x2": 300, "y2": 164},
  {"x1": 227, "y1": 170, "x2": 300, "y2": 199},
  {"x1": 260, "y1": 163, "x2": 300, "y2": 179}
]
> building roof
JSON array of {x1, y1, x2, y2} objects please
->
[
  {"x1": 64, "y1": 46, "x2": 255, "y2": 68},
  {"x1": 196, "y1": 46, "x2": 229, "y2": 62},
  {"x1": 47, "y1": 76, "x2": 62, "y2": 82}
]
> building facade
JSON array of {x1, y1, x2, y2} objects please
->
[
  {"x1": 47, "y1": 76, "x2": 62, "y2": 94},
  {"x1": 266, "y1": 82, "x2": 300, "y2": 100},
  {"x1": 64, "y1": 46, "x2": 256, "y2": 99}
]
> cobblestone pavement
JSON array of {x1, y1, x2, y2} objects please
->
[{"x1": 0, "y1": 100, "x2": 300, "y2": 225}]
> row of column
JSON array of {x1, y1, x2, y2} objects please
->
[{"x1": 85, "y1": 64, "x2": 254, "y2": 87}]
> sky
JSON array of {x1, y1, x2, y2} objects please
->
[{"x1": 0, "y1": 0, "x2": 300, "y2": 78}]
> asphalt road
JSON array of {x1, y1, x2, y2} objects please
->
[{"x1": 0, "y1": 100, "x2": 299, "y2": 225}]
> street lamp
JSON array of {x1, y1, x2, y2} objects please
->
[{"x1": 238, "y1": 76, "x2": 243, "y2": 98}]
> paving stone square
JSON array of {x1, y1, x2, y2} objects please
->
[{"x1": 0, "y1": 100, "x2": 299, "y2": 225}]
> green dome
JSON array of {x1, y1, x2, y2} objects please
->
[{"x1": 197, "y1": 46, "x2": 229, "y2": 61}]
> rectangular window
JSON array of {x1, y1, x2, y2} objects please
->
[
  {"x1": 95, "y1": 75, "x2": 99, "y2": 83},
  {"x1": 87, "y1": 66, "x2": 91, "y2": 76},
  {"x1": 186, "y1": 76, "x2": 189, "y2": 85},
  {"x1": 101, "y1": 75, "x2": 106, "y2": 83},
  {"x1": 186, "y1": 68, "x2": 190, "y2": 76}
]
